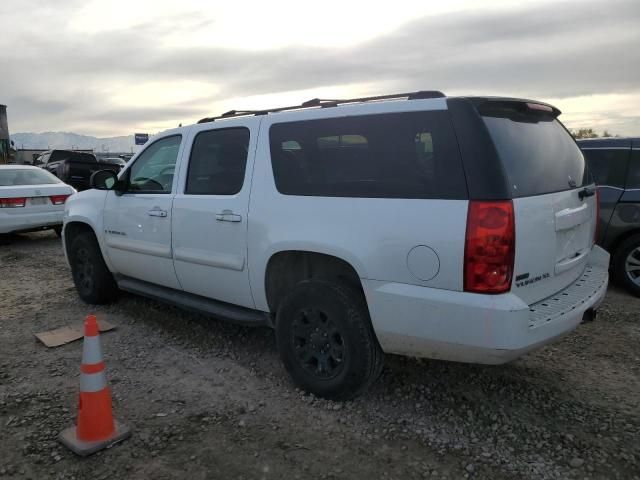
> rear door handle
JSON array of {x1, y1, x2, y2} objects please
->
[
  {"x1": 147, "y1": 208, "x2": 167, "y2": 217},
  {"x1": 215, "y1": 210, "x2": 242, "y2": 222}
]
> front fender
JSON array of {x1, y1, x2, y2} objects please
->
[{"x1": 62, "y1": 189, "x2": 112, "y2": 271}]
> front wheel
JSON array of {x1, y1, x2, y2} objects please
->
[
  {"x1": 612, "y1": 234, "x2": 640, "y2": 297},
  {"x1": 275, "y1": 280, "x2": 384, "y2": 400},
  {"x1": 68, "y1": 232, "x2": 119, "y2": 304}
]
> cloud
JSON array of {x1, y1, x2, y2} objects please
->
[{"x1": 0, "y1": 0, "x2": 638, "y2": 136}]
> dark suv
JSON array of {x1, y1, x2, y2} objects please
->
[{"x1": 578, "y1": 138, "x2": 640, "y2": 296}]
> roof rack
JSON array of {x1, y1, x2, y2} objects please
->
[{"x1": 197, "y1": 90, "x2": 445, "y2": 124}]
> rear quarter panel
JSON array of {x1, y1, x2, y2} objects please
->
[
  {"x1": 604, "y1": 192, "x2": 640, "y2": 250},
  {"x1": 247, "y1": 103, "x2": 468, "y2": 312}
]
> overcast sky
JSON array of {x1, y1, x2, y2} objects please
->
[{"x1": 1, "y1": 0, "x2": 639, "y2": 137}]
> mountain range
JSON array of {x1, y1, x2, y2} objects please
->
[{"x1": 10, "y1": 132, "x2": 138, "y2": 153}]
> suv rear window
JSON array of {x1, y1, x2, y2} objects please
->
[
  {"x1": 269, "y1": 111, "x2": 467, "y2": 199},
  {"x1": 0, "y1": 168, "x2": 62, "y2": 186},
  {"x1": 480, "y1": 103, "x2": 590, "y2": 197}
]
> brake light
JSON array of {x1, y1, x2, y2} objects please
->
[
  {"x1": 464, "y1": 200, "x2": 515, "y2": 294},
  {"x1": 0, "y1": 197, "x2": 27, "y2": 208},
  {"x1": 526, "y1": 102, "x2": 553, "y2": 113},
  {"x1": 50, "y1": 194, "x2": 71, "y2": 205}
]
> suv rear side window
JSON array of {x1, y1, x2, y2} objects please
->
[
  {"x1": 628, "y1": 150, "x2": 640, "y2": 189},
  {"x1": 581, "y1": 149, "x2": 629, "y2": 187},
  {"x1": 269, "y1": 111, "x2": 467, "y2": 199},
  {"x1": 186, "y1": 128, "x2": 250, "y2": 195},
  {"x1": 480, "y1": 103, "x2": 590, "y2": 197}
]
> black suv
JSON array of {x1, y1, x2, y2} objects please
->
[{"x1": 578, "y1": 138, "x2": 640, "y2": 296}]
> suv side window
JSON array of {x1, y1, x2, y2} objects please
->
[
  {"x1": 627, "y1": 150, "x2": 640, "y2": 189},
  {"x1": 127, "y1": 135, "x2": 181, "y2": 194},
  {"x1": 269, "y1": 111, "x2": 467, "y2": 199},
  {"x1": 185, "y1": 128, "x2": 250, "y2": 195},
  {"x1": 582, "y1": 149, "x2": 629, "y2": 187}
]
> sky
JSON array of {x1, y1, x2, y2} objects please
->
[{"x1": 1, "y1": 0, "x2": 639, "y2": 138}]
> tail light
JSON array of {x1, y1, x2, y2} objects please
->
[
  {"x1": 594, "y1": 188, "x2": 600, "y2": 244},
  {"x1": 464, "y1": 200, "x2": 515, "y2": 294},
  {"x1": 0, "y1": 197, "x2": 27, "y2": 208},
  {"x1": 50, "y1": 194, "x2": 71, "y2": 205}
]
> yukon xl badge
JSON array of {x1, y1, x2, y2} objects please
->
[{"x1": 515, "y1": 272, "x2": 550, "y2": 288}]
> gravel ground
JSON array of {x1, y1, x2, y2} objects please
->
[{"x1": 1, "y1": 231, "x2": 639, "y2": 480}]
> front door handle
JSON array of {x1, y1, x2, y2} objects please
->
[
  {"x1": 215, "y1": 210, "x2": 242, "y2": 222},
  {"x1": 147, "y1": 208, "x2": 168, "y2": 217}
]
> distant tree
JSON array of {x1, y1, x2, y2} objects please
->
[
  {"x1": 569, "y1": 128, "x2": 618, "y2": 139},
  {"x1": 571, "y1": 128, "x2": 599, "y2": 139}
]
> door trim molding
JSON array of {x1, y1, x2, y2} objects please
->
[
  {"x1": 105, "y1": 235, "x2": 173, "y2": 258},
  {"x1": 174, "y1": 247, "x2": 245, "y2": 271}
]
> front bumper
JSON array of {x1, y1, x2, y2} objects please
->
[{"x1": 364, "y1": 246, "x2": 609, "y2": 364}]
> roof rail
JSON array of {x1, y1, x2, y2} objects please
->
[{"x1": 197, "y1": 90, "x2": 445, "y2": 124}]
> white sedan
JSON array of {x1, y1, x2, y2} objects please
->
[{"x1": 0, "y1": 165, "x2": 76, "y2": 236}]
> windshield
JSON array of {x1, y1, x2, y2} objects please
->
[
  {"x1": 480, "y1": 103, "x2": 590, "y2": 197},
  {"x1": 0, "y1": 168, "x2": 62, "y2": 186}
]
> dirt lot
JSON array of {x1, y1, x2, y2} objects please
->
[{"x1": 1, "y1": 231, "x2": 639, "y2": 480}]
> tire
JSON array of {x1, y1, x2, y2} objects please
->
[
  {"x1": 53, "y1": 226, "x2": 62, "y2": 238},
  {"x1": 68, "y1": 231, "x2": 118, "y2": 304},
  {"x1": 275, "y1": 280, "x2": 384, "y2": 400},
  {"x1": 612, "y1": 233, "x2": 640, "y2": 297}
]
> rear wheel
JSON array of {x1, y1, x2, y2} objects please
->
[
  {"x1": 275, "y1": 280, "x2": 384, "y2": 400},
  {"x1": 53, "y1": 226, "x2": 62, "y2": 238},
  {"x1": 612, "y1": 234, "x2": 640, "y2": 297},
  {"x1": 68, "y1": 231, "x2": 118, "y2": 304}
]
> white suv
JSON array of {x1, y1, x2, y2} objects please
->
[{"x1": 63, "y1": 91, "x2": 609, "y2": 399}]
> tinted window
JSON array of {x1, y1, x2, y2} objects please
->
[
  {"x1": 49, "y1": 151, "x2": 97, "y2": 163},
  {"x1": 269, "y1": 111, "x2": 467, "y2": 199},
  {"x1": 628, "y1": 150, "x2": 640, "y2": 189},
  {"x1": 0, "y1": 168, "x2": 62, "y2": 186},
  {"x1": 480, "y1": 104, "x2": 589, "y2": 197},
  {"x1": 581, "y1": 149, "x2": 629, "y2": 187},
  {"x1": 186, "y1": 128, "x2": 249, "y2": 195},
  {"x1": 128, "y1": 135, "x2": 181, "y2": 193}
]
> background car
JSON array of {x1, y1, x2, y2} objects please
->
[
  {"x1": 579, "y1": 137, "x2": 640, "y2": 296},
  {"x1": 0, "y1": 165, "x2": 76, "y2": 239},
  {"x1": 34, "y1": 150, "x2": 124, "y2": 191}
]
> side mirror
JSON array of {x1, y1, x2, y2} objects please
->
[{"x1": 90, "y1": 169, "x2": 119, "y2": 191}]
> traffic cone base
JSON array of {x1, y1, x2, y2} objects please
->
[{"x1": 58, "y1": 420, "x2": 131, "y2": 457}]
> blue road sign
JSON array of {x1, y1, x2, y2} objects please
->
[{"x1": 134, "y1": 133, "x2": 149, "y2": 145}]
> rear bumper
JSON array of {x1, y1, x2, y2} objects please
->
[
  {"x1": 364, "y1": 246, "x2": 609, "y2": 364},
  {"x1": 0, "y1": 210, "x2": 64, "y2": 234}
]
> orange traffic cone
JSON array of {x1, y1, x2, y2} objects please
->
[{"x1": 58, "y1": 315, "x2": 131, "y2": 456}]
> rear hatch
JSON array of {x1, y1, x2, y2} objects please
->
[{"x1": 477, "y1": 100, "x2": 596, "y2": 305}]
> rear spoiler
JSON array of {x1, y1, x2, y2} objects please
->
[{"x1": 470, "y1": 97, "x2": 561, "y2": 118}]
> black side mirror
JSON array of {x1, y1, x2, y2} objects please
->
[{"x1": 90, "y1": 169, "x2": 119, "y2": 191}]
